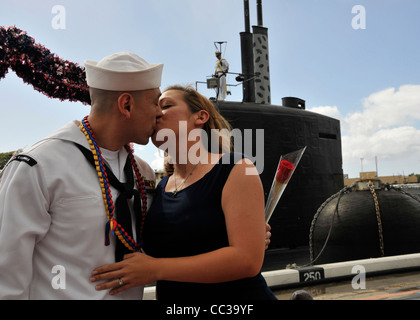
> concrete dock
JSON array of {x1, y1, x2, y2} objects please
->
[{"x1": 142, "y1": 247, "x2": 420, "y2": 300}]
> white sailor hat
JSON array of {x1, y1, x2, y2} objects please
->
[{"x1": 84, "y1": 52, "x2": 164, "y2": 91}]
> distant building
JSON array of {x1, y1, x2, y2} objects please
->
[{"x1": 344, "y1": 171, "x2": 418, "y2": 186}]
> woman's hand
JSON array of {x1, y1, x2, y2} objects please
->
[
  {"x1": 265, "y1": 223, "x2": 272, "y2": 250},
  {"x1": 90, "y1": 252, "x2": 157, "y2": 295}
]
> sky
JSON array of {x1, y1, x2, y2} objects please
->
[{"x1": 0, "y1": 0, "x2": 419, "y2": 178}]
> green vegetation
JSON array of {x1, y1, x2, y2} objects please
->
[
  {"x1": 0, "y1": 150, "x2": 22, "y2": 170},
  {"x1": 409, "y1": 173, "x2": 420, "y2": 183}
]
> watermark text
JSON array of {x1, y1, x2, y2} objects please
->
[
  {"x1": 51, "y1": 265, "x2": 66, "y2": 290},
  {"x1": 352, "y1": 5, "x2": 366, "y2": 30},
  {"x1": 155, "y1": 122, "x2": 264, "y2": 175},
  {"x1": 51, "y1": 5, "x2": 66, "y2": 30}
]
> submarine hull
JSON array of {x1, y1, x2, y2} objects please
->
[{"x1": 310, "y1": 185, "x2": 420, "y2": 264}]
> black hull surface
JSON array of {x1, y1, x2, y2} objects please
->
[{"x1": 310, "y1": 185, "x2": 420, "y2": 264}]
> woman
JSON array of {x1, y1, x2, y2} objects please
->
[{"x1": 91, "y1": 85, "x2": 276, "y2": 300}]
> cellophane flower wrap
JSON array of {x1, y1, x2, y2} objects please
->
[{"x1": 265, "y1": 147, "x2": 306, "y2": 223}]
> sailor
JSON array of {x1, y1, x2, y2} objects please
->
[
  {"x1": 214, "y1": 51, "x2": 229, "y2": 101},
  {"x1": 0, "y1": 52, "x2": 163, "y2": 299}
]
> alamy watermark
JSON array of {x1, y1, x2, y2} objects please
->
[
  {"x1": 51, "y1": 5, "x2": 366, "y2": 31},
  {"x1": 51, "y1": 265, "x2": 66, "y2": 290},
  {"x1": 352, "y1": 5, "x2": 366, "y2": 30},
  {"x1": 51, "y1": 5, "x2": 66, "y2": 30},
  {"x1": 351, "y1": 265, "x2": 366, "y2": 290},
  {"x1": 155, "y1": 121, "x2": 265, "y2": 175}
]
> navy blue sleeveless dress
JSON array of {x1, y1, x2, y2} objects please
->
[{"x1": 142, "y1": 153, "x2": 277, "y2": 300}]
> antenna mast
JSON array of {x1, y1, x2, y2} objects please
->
[{"x1": 240, "y1": 0, "x2": 256, "y2": 102}]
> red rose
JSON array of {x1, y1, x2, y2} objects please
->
[{"x1": 275, "y1": 160, "x2": 295, "y2": 183}]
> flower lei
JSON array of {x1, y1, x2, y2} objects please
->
[
  {"x1": 80, "y1": 116, "x2": 147, "y2": 251},
  {"x1": 0, "y1": 26, "x2": 90, "y2": 104}
]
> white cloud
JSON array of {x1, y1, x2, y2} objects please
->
[
  {"x1": 135, "y1": 145, "x2": 146, "y2": 152},
  {"x1": 307, "y1": 105, "x2": 342, "y2": 119},
  {"x1": 133, "y1": 144, "x2": 164, "y2": 171},
  {"x1": 343, "y1": 126, "x2": 420, "y2": 160},
  {"x1": 343, "y1": 85, "x2": 420, "y2": 135},
  {"x1": 311, "y1": 84, "x2": 420, "y2": 177},
  {"x1": 151, "y1": 150, "x2": 165, "y2": 171}
]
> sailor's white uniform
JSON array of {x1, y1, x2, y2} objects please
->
[
  {"x1": 214, "y1": 58, "x2": 229, "y2": 101},
  {"x1": 0, "y1": 121, "x2": 155, "y2": 299}
]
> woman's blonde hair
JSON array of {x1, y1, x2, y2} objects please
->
[{"x1": 163, "y1": 85, "x2": 233, "y2": 175}]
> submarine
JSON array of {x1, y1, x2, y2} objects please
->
[
  {"x1": 211, "y1": 0, "x2": 344, "y2": 251},
  {"x1": 211, "y1": 0, "x2": 420, "y2": 290},
  {"x1": 213, "y1": 1, "x2": 420, "y2": 270}
]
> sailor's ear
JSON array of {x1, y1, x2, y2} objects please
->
[{"x1": 117, "y1": 93, "x2": 134, "y2": 119}]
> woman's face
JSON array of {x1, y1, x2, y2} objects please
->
[{"x1": 152, "y1": 90, "x2": 197, "y2": 150}]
